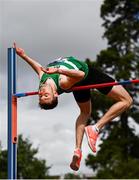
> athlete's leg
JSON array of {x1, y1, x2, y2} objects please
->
[
  {"x1": 85, "y1": 85, "x2": 133, "y2": 153},
  {"x1": 70, "y1": 100, "x2": 91, "y2": 171},
  {"x1": 75, "y1": 100, "x2": 92, "y2": 149},
  {"x1": 95, "y1": 85, "x2": 133, "y2": 129}
]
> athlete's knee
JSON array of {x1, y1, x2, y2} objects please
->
[
  {"x1": 108, "y1": 85, "x2": 133, "y2": 109},
  {"x1": 124, "y1": 96, "x2": 133, "y2": 109},
  {"x1": 120, "y1": 94, "x2": 133, "y2": 111}
]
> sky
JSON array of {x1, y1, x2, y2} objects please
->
[{"x1": 0, "y1": 0, "x2": 107, "y2": 176}]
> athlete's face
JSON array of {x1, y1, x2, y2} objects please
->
[{"x1": 39, "y1": 84, "x2": 54, "y2": 104}]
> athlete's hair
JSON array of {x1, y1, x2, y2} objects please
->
[{"x1": 39, "y1": 97, "x2": 58, "y2": 110}]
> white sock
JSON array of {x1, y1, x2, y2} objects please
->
[{"x1": 92, "y1": 125, "x2": 99, "y2": 133}]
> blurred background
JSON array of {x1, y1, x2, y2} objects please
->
[{"x1": 1, "y1": 0, "x2": 139, "y2": 179}]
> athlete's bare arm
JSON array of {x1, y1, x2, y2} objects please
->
[
  {"x1": 41, "y1": 67, "x2": 85, "y2": 89},
  {"x1": 14, "y1": 43, "x2": 43, "y2": 78},
  {"x1": 41, "y1": 67, "x2": 85, "y2": 78}
]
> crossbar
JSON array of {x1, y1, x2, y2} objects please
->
[{"x1": 14, "y1": 79, "x2": 139, "y2": 98}]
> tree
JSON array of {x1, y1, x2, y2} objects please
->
[
  {"x1": 0, "y1": 144, "x2": 7, "y2": 179},
  {"x1": 85, "y1": 0, "x2": 139, "y2": 178},
  {"x1": 17, "y1": 134, "x2": 50, "y2": 179},
  {"x1": 0, "y1": 135, "x2": 50, "y2": 179}
]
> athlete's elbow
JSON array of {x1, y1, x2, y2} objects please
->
[
  {"x1": 78, "y1": 71, "x2": 85, "y2": 80},
  {"x1": 81, "y1": 71, "x2": 85, "y2": 77}
]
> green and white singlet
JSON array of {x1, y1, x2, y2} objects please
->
[{"x1": 39, "y1": 56, "x2": 89, "y2": 94}]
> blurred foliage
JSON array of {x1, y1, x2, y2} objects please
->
[
  {"x1": 0, "y1": 135, "x2": 50, "y2": 179},
  {"x1": 85, "y1": 0, "x2": 139, "y2": 178},
  {"x1": 64, "y1": 172, "x2": 81, "y2": 179},
  {"x1": 0, "y1": 146, "x2": 7, "y2": 178}
]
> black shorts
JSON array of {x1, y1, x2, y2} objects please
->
[{"x1": 73, "y1": 67, "x2": 115, "y2": 103}]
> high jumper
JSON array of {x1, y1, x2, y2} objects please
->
[{"x1": 14, "y1": 43, "x2": 133, "y2": 171}]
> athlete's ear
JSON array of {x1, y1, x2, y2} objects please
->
[{"x1": 54, "y1": 92, "x2": 58, "y2": 97}]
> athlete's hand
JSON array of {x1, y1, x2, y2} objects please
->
[
  {"x1": 13, "y1": 42, "x2": 26, "y2": 57},
  {"x1": 41, "y1": 67, "x2": 59, "y2": 74}
]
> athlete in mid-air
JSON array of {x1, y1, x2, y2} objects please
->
[{"x1": 14, "y1": 43, "x2": 133, "y2": 171}]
